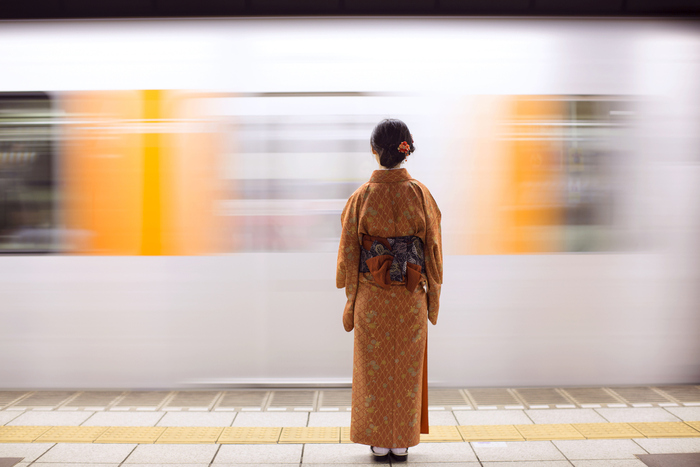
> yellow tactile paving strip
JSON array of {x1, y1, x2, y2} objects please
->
[
  {"x1": 458, "y1": 424, "x2": 524, "y2": 441},
  {"x1": 36, "y1": 426, "x2": 110, "y2": 443},
  {"x1": 279, "y1": 427, "x2": 340, "y2": 443},
  {"x1": 340, "y1": 426, "x2": 352, "y2": 443},
  {"x1": 0, "y1": 422, "x2": 698, "y2": 444},
  {"x1": 95, "y1": 426, "x2": 166, "y2": 444},
  {"x1": 218, "y1": 427, "x2": 281, "y2": 444},
  {"x1": 515, "y1": 423, "x2": 586, "y2": 440},
  {"x1": 419, "y1": 425, "x2": 463, "y2": 442},
  {"x1": 686, "y1": 421, "x2": 700, "y2": 432},
  {"x1": 629, "y1": 422, "x2": 700, "y2": 438},
  {"x1": 0, "y1": 426, "x2": 52, "y2": 443},
  {"x1": 572, "y1": 422, "x2": 643, "y2": 439},
  {"x1": 156, "y1": 427, "x2": 223, "y2": 444}
]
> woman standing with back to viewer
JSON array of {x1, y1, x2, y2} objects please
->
[{"x1": 336, "y1": 119, "x2": 443, "y2": 462}]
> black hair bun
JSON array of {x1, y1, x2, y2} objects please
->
[{"x1": 370, "y1": 118, "x2": 415, "y2": 169}]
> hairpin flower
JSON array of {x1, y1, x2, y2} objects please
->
[{"x1": 397, "y1": 141, "x2": 410, "y2": 154}]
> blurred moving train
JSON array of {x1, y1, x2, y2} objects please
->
[{"x1": 1, "y1": 17, "x2": 699, "y2": 389}]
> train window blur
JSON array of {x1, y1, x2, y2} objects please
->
[
  {"x1": 461, "y1": 95, "x2": 635, "y2": 254},
  {"x1": 219, "y1": 93, "x2": 419, "y2": 252},
  {"x1": 0, "y1": 93, "x2": 57, "y2": 254}
]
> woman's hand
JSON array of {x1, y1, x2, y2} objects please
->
[{"x1": 343, "y1": 311, "x2": 354, "y2": 332}]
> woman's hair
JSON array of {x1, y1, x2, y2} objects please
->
[{"x1": 370, "y1": 118, "x2": 415, "y2": 169}]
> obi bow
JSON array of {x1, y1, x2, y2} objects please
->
[{"x1": 360, "y1": 234, "x2": 424, "y2": 293}]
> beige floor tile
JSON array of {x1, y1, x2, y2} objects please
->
[
  {"x1": 632, "y1": 436, "x2": 700, "y2": 453},
  {"x1": 116, "y1": 465, "x2": 209, "y2": 467},
  {"x1": 35, "y1": 443, "x2": 136, "y2": 463},
  {"x1": 455, "y1": 410, "x2": 533, "y2": 426},
  {"x1": 123, "y1": 444, "x2": 219, "y2": 464},
  {"x1": 471, "y1": 440, "x2": 566, "y2": 462},
  {"x1": 218, "y1": 465, "x2": 310, "y2": 467},
  {"x1": 6, "y1": 411, "x2": 93, "y2": 426},
  {"x1": 594, "y1": 408, "x2": 681, "y2": 423},
  {"x1": 553, "y1": 439, "x2": 647, "y2": 460},
  {"x1": 398, "y1": 442, "x2": 479, "y2": 463},
  {"x1": 405, "y1": 464, "x2": 480, "y2": 467},
  {"x1": 82, "y1": 411, "x2": 165, "y2": 427},
  {"x1": 662, "y1": 406, "x2": 700, "y2": 421},
  {"x1": 232, "y1": 412, "x2": 308, "y2": 427},
  {"x1": 303, "y1": 444, "x2": 400, "y2": 466},
  {"x1": 425, "y1": 411, "x2": 459, "y2": 426},
  {"x1": 0, "y1": 412, "x2": 23, "y2": 425},
  {"x1": 31, "y1": 464, "x2": 120, "y2": 467},
  {"x1": 213, "y1": 443, "x2": 302, "y2": 464},
  {"x1": 570, "y1": 461, "x2": 647, "y2": 467},
  {"x1": 482, "y1": 462, "x2": 572, "y2": 467},
  {"x1": 0, "y1": 443, "x2": 56, "y2": 463},
  {"x1": 307, "y1": 412, "x2": 351, "y2": 427},
  {"x1": 156, "y1": 412, "x2": 235, "y2": 427},
  {"x1": 526, "y1": 409, "x2": 608, "y2": 424},
  {"x1": 295, "y1": 443, "x2": 372, "y2": 464}
]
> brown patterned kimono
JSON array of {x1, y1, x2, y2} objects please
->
[{"x1": 336, "y1": 168, "x2": 443, "y2": 449}]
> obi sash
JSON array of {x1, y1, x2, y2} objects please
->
[{"x1": 359, "y1": 234, "x2": 425, "y2": 292}]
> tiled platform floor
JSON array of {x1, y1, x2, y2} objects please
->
[{"x1": 1, "y1": 387, "x2": 699, "y2": 466}]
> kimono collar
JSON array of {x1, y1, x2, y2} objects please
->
[{"x1": 369, "y1": 168, "x2": 413, "y2": 184}]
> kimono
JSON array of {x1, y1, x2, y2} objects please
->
[{"x1": 336, "y1": 168, "x2": 443, "y2": 449}]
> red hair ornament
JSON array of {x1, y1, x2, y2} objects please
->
[{"x1": 398, "y1": 141, "x2": 410, "y2": 154}]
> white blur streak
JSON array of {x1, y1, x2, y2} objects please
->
[{"x1": 0, "y1": 19, "x2": 699, "y2": 388}]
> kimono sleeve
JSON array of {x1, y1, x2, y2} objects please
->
[
  {"x1": 336, "y1": 190, "x2": 363, "y2": 332},
  {"x1": 423, "y1": 189, "x2": 443, "y2": 325}
]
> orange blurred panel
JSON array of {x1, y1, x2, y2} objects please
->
[
  {"x1": 141, "y1": 90, "x2": 163, "y2": 256},
  {"x1": 160, "y1": 91, "x2": 221, "y2": 255},
  {"x1": 465, "y1": 96, "x2": 563, "y2": 254},
  {"x1": 506, "y1": 97, "x2": 563, "y2": 254},
  {"x1": 61, "y1": 91, "x2": 143, "y2": 255},
  {"x1": 62, "y1": 90, "x2": 222, "y2": 256}
]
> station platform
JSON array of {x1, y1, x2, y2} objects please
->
[{"x1": 1, "y1": 386, "x2": 699, "y2": 466}]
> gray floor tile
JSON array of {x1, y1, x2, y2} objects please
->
[
  {"x1": 82, "y1": 411, "x2": 165, "y2": 427},
  {"x1": 156, "y1": 412, "x2": 235, "y2": 427},
  {"x1": 526, "y1": 409, "x2": 608, "y2": 424},
  {"x1": 425, "y1": 411, "x2": 459, "y2": 426},
  {"x1": 36, "y1": 443, "x2": 136, "y2": 463},
  {"x1": 405, "y1": 464, "x2": 480, "y2": 467},
  {"x1": 0, "y1": 444, "x2": 56, "y2": 463},
  {"x1": 632, "y1": 437, "x2": 700, "y2": 453},
  {"x1": 6, "y1": 411, "x2": 94, "y2": 426},
  {"x1": 454, "y1": 410, "x2": 533, "y2": 426},
  {"x1": 482, "y1": 462, "x2": 573, "y2": 467},
  {"x1": 0, "y1": 459, "x2": 25, "y2": 467},
  {"x1": 301, "y1": 465, "x2": 382, "y2": 467},
  {"x1": 307, "y1": 412, "x2": 351, "y2": 427},
  {"x1": 232, "y1": 412, "x2": 308, "y2": 427},
  {"x1": 471, "y1": 441, "x2": 567, "y2": 462},
  {"x1": 553, "y1": 439, "x2": 647, "y2": 460},
  {"x1": 218, "y1": 465, "x2": 314, "y2": 467},
  {"x1": 594, "y1": 408, "x2": 681, "y2": 423},
  {"x1": 662, "y1": 406, "x2": 700, "y2": 421},
  {"x1": 206, "y1": 463, "x2": 302, "y2": 467},
  {"x1": 117, "y1": 465, "x2": 209, "y2": 467},
  {"x1": 213, "y1": 444, "x2": 302, "y2": 464},
  {"x1": 571, "y1": 461, "x2": 647, "y2": 467},
  {"x1": 302, "y1": 443, "x2": 388, "y2": 464},
  {"x1": 402, "y1": 442, "x2": 479, "y2": 463},
  {"x1": 124, "y1": 444, "x2": 219, "y2": 464},
  {"x1": 404, "y1": 461, "x2": 482, "y2": 467},
  {"x1": 0, "y1": 412, "x2": 22, "y2": 425},
  {"x1": 31, "y1": 464, "x2": 120, "y2": 467}
]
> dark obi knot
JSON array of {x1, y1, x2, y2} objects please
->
[{"x1": 360, "y1": 234, "x2": 425, "y2": 292}]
